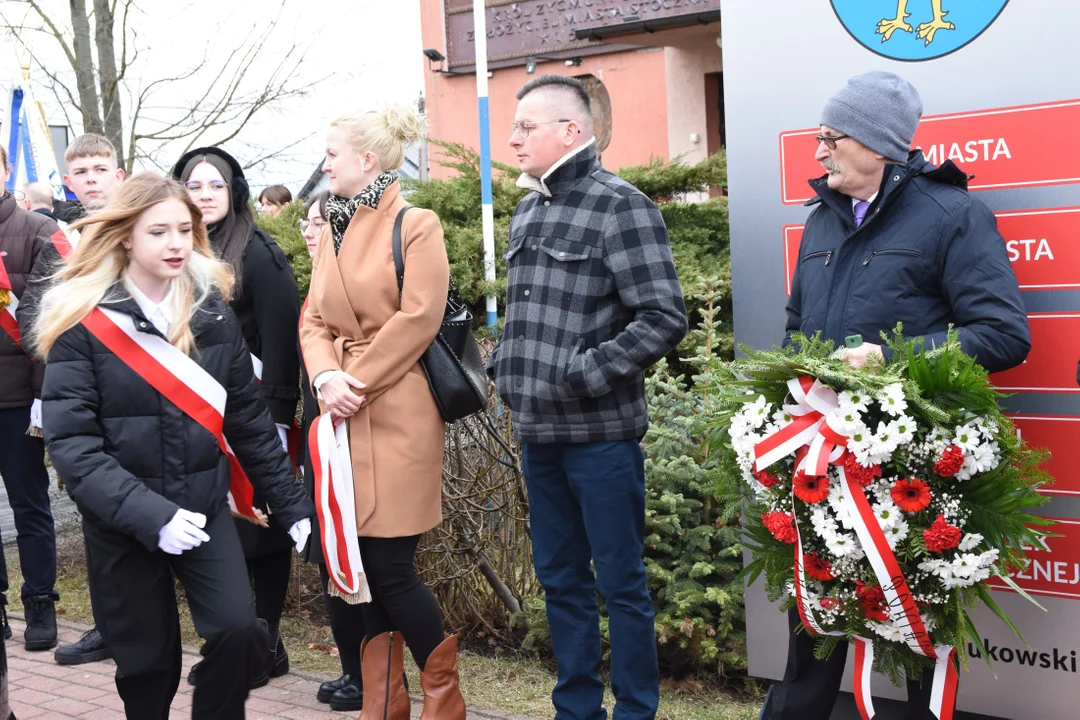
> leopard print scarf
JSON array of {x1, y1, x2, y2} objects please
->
[{"x1": 325, "y1": 171, "x2": 399, "y2": 254}]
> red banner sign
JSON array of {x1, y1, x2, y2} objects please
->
[
  {"x1": 782, "y1": 207, "x2": 1080, "y2": 294},
  {"x1": 990, "y1": 314, "x2": 1080, "y2": 394},
  {"x1": 991, "y1": 519, "x2": 1080, "y2": 600},
  {"x1": 779, "y1": 99, "x2": 1080, "y2": 205},
  {"x1": 995, "y1": 207, "x2": 1080, "y2": 290},
  {"x1": 1008, "y1": 415, "x2": 1080, "y2": 497}
]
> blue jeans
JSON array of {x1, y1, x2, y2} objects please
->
[{"x1": 522, "y1": 440, "x2": 659, "y2": 720}]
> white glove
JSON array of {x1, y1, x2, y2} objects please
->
[
  {"x1": 158, "y1": 509, "x2": 210, "y2": 555},
  {"x1": 30, "y1": 399, "x2": 42, "y2": 429},
  {"x1": 276, "y1": 424, "x2": 289, "y2": 452},
  {"x1": 288, "y1": 518, "x2": 311, "y2": 554}
]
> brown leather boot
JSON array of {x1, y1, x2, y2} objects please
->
[
  {"x1": 419, "y1": 635, "x2": 466, "y2": 720},
  {"x1": 359, "y1": 632, "x2": 411, "y2": 720}
]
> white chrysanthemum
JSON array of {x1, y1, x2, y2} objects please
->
[
  {"x1": 832, "y1": 410, "x2": 867, "y2": 435},
  {"x1": 918, "y1": 558, "x2": 951, "y2": 578},
  {"x1": 979, "y1": 548, "x2": 1000, "y2": 567},
  {"x1": 958, "y1": 533, "x2": 984, "y2": 552},
  {"x1": 955, "y1": 453, "x2": 979, "y2": 481},
  {"x1": 811, "y1": 507, "x2": 838, "y2": 536},
  {"x1": 873, "y1": 501, "x2": 902, "y2": 530},
  {"x1": 887, "y1": 416, "x2": 917, "y2": 445},
  {"x1": 878, "y1": 384, "x2": 908, "y2": 416},
  {"x1": 827, "y1": 485, "x2": 856, "y2": 530},
  {"x1": 867, "y1": 620, "x2": 906, "y2": 643},
  {"x1": 826, "y1": 532, "x2": 860, "y2": 558},
  {"x1": 885, "y1": 519, "x2": 909, "y2": 550},
  {"x1": 972, "y1": 441, "x2": 1001, "y2": 473},
  {"x1": 772, "y1": 408, "x2": 794, "y2": 427},
  {"x1": 839, "y1": 389, "x2": 872, "y2": 414},
  {"x1": 950, "y1": 553, "x2": 982, "y2": 580},
  {"x1": 744, "y1": 395, "x2": 772, "y2": 429},
  {"x1": 952, "y1": 424, "x2": 982, "y2": 453}
]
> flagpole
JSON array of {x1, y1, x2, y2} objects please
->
[{"x1": 473, "y1": 0, "x2": 497, "y2": 327}]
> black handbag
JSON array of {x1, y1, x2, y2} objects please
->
[{"x1": 392, "y1": 206, "x2": 488, "y2": 422}]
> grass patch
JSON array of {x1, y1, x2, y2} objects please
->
[{"x1": 6, "y1": 527, "x2": 761, "y2": 719}]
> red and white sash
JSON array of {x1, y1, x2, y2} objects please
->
[
  {"x1": 50, "y1": 228, "x2": 77, "y2": 260},
  {"x1": 0, "y1": 258, "x2": 21, "y2": 349},
  {"x1": 309, "y1": 413, "x2": 370, "y2": 604},
  {"x1": 81, "y1": 306, "x2": 267, "y2": 525}
]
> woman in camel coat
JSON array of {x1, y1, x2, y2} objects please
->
[{"x1": 300, "y1": 104, "x2": 465, "y2": 720}]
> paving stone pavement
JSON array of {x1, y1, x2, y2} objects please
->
[{"x1": 6, "y1": 615, "x2": 532, "y2": 719}]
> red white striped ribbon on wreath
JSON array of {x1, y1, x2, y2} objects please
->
[{"x1": 757, "y1": 376, "x2": 959, "y2": 720}]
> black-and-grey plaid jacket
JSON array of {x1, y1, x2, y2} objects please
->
[{"x1": 488, "y1": 141, "x2": 688, "y2": 444}]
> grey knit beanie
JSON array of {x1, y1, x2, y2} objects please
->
[{"x1": 820, "y1": 71, "x2": 923, "y2": 162}]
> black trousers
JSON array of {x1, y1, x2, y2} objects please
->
[
  {"x1": 0, "y1": 406, "x2": 57, "y2": 601},
  {"x1": 319, "y1": 564, "x2": 366, "y2": 678},
  {"x1": 359, "y1": 535, "x2": 444, "y2": 670},
  {"x1": 248, "y1": 547, "x2": 292, "y2": 634},
  {"x1": 760, "y1": 609, "x2": 952, "y2": 720},
  {"x1": 83, "y1": 508, "x2": 267, "y2": 720}
]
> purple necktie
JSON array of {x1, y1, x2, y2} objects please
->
[{"x1": 853, "y1": 200, "x2": 870, "y2": 227}]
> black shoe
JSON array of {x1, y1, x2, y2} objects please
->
[
  {"x1": 2, "y1": 624, "x2": 10, "y2": 641},
  {"x1": 187, "y1": 660, "x2": 202, "y2": 686},
  {"x1": 328, "y1": 678, "x2": 363, "y2": 712},
  {"x1": 54, "y1": 627, "x2": 111, "y2": 665},
  {"x1": 23, "y1": 596, "x2": 58, "y2": 651},
  {"x1": 269, "y1": 635, "x2": 289, "y2": 678},
  {"x1": 318, "y1": 673, "x2": 356, "y2": 704},
  {"x1": 248, "y1": 619, "x2": 287, "y2": 689}
]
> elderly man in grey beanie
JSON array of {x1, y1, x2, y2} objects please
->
[{"x1": 766, "y1": 72, "x2": 1030, "y2": 720}]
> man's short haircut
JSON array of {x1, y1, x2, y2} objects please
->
[
  {"x1": 21, "y1": 182, "x2": 54, "y2": 209},
  {"x1": 516, "y1": 75, "x2": 592, "y2": 121},
  {"x1": 64, "y1": 133, "x2": 117, "y2": 165}
]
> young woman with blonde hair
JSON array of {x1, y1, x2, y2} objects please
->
[
  {"x1": 35, "y1": 173, "x2": 313, "y2": 719},
  {"x1": 301, "y1": 105, "x2": 465, "y2": 719}
]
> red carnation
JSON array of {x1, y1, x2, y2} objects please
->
[
  {"x1": 923, "y1": 514, "x2": 963, "y2": 553},
  {"x1": 854, "y1": 580, "x2": 889, "y2": 621},
  {"x1": 762, "y1": 511, "x2": 797, "y2": 544},
  {"x1": 891, "y1": 478, "x2": 932, "y2": 513},
  {"x1": 803, "y1": 553, "x2": 834, "y2": 581},
  {"x1": 843, "y1": 454, "x2": 882, "y2": 487},
  {"x1": 793, "y1": 471, "x2": 830, "y2": 504},
  {"x1": 934, "y1": 445, "x2": 966, "y2": 478},
  {"x1": 754, "y1": 469, "x2": 781, "y2": 488},
  {"x1": 819, "y1": 597, "x2": 841, "y2": 611}
]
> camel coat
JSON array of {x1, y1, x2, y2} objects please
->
[{"x1": 300, "y1": 181, "x2": 449, "y2": 537}]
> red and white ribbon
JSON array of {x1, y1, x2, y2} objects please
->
[
  {"x1": 755, "y1": 375, "x2": 957, "y2": 720},
  {"x1": 309, "y1": 413, "x2": 370, "y2": 604},
  {"x1": 81, "y1": 307, "x2": 266, "y2": 525},
  {"x1": 50, "y1": 228, "x2": 76, "y2": 260},
  {"x1": 0, "y1": 258, "x2": 21, "y2": 349}
]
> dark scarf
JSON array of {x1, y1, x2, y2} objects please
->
[{"x1": 325, "y1": 171, "x2": 398, "y2": 254}]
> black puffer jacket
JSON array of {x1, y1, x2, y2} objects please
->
[
  {"x1": 42, "y1": 287, "x2": 314, "y2": 550},
  {"x1": 0, "y1": 192, "x2": 59, "y2": 407}
]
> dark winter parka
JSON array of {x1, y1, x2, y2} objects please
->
[
  {"x1": 0, "y1": 192, "x2": 59, "y2": 407},
  {"x1": 41, "y1": 286, "x2": 314, "y2": 551},
  {"x1": 785, "y1": 150, "x2": 1030, "y2": 373}
]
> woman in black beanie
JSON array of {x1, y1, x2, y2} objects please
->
[{"x1": 171, "y1": 147, "x2": 302, "y2": 684}]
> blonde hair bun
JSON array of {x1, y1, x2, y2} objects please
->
[
  {"x1": 331, "y1": 104, "x2": 427, "y2": 172},
  {"x1": 381, "y1": 104, "x2": 427, "y2": 145}
]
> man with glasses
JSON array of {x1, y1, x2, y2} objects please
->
[
  {"x1": 764, "y1": 71, "x2": 1029, "y2": 720},
  {"x1": 490, "y1": 74, "x2": 687, "y2": 720},
  {"x1": 17, "y1": 133, "x2": 125, "y2": 668}
]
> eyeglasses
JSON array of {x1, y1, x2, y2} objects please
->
[
  {"x1": 299, "y1": 219, "x2": 327, "y2": 233},
  {"x1": 510, "y1": 119, "x2": 571, "y2": 138},
  {"x1": 815, "y1": 134, "x2": 851, "y2": 150},
  {"x1": 184, "y1": 180, "x2": 228, "y2": 193}
]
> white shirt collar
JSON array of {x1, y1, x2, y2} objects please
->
[
  {"x1": 516, "y1": 137, "x2": 597, "y2": 198},
  {"x1": 852, "y1": 191, "x2": 878, "y2": 209},
  {"x1": 124, "y1": 274, "x2": 175, "y2": 335}
]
